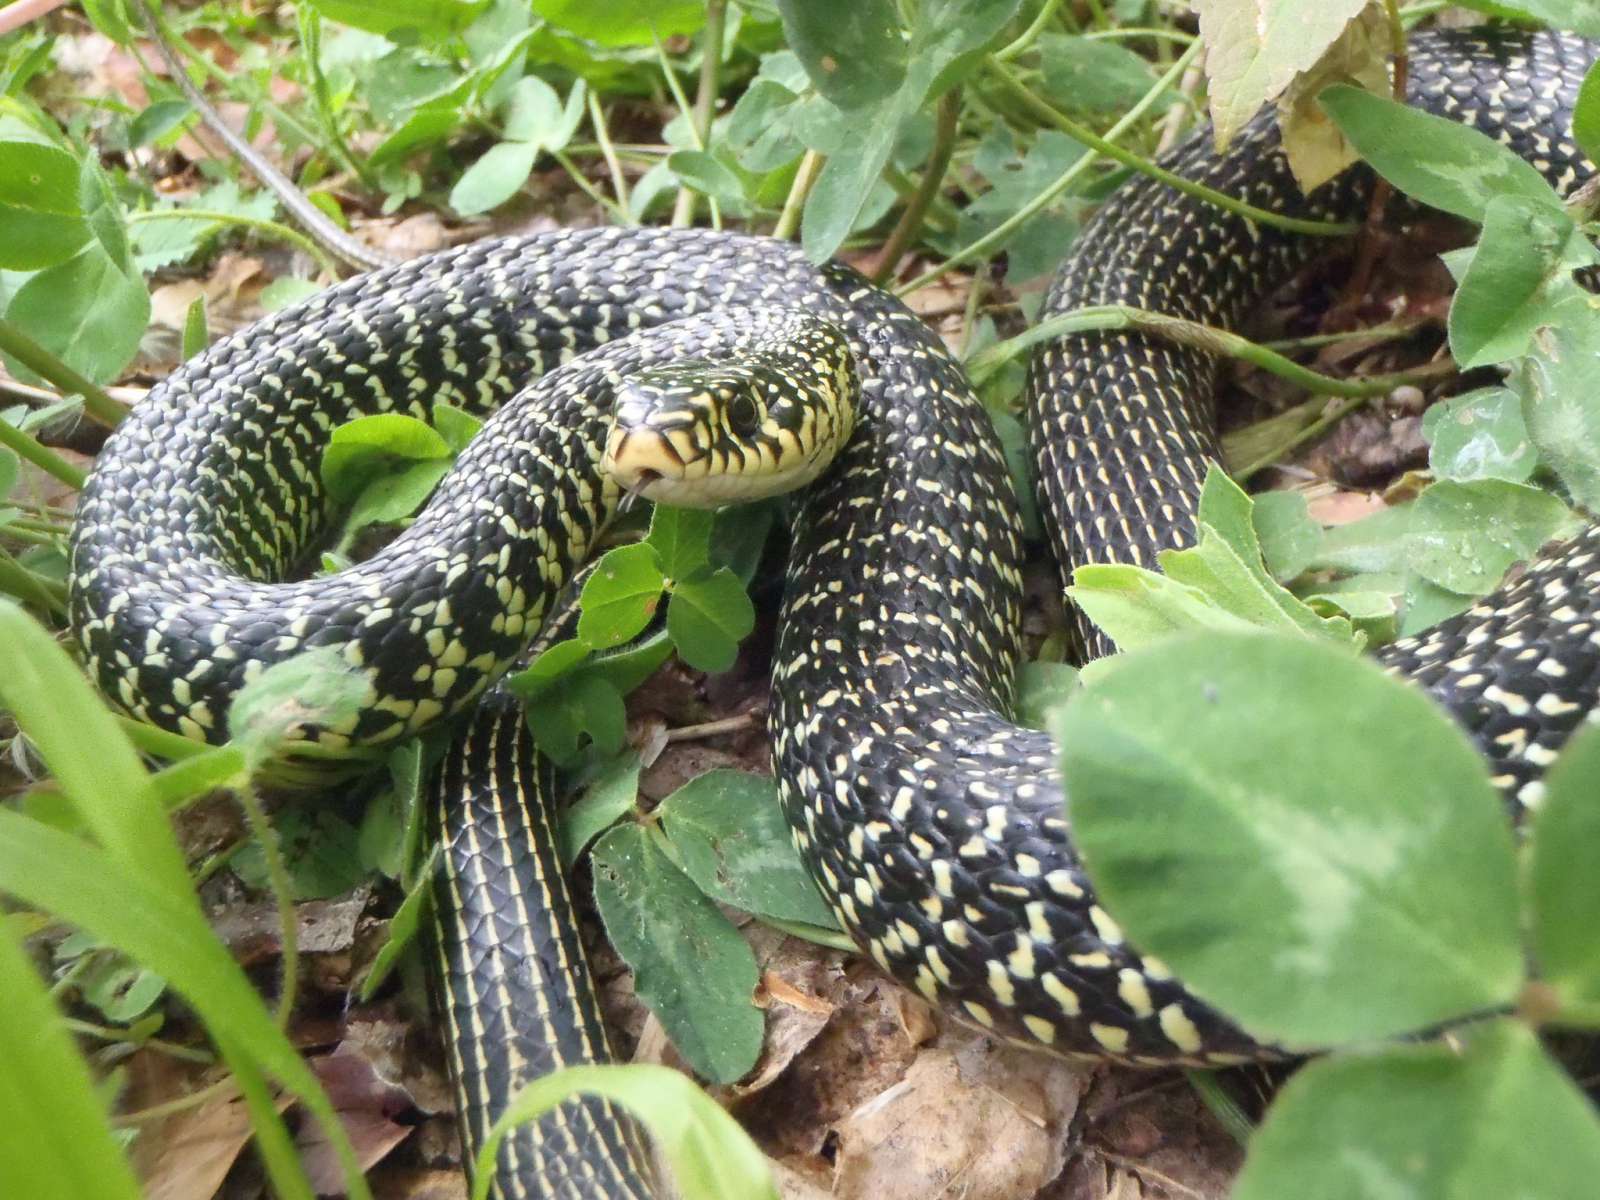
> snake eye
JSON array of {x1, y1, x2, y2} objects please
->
[{"x1": 726, "y1": 393, "x2": 761, "y2": 437}]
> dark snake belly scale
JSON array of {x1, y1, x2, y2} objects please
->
[{"x1": 65, "y1": 26, "x2": 1600, "y2": 1193}]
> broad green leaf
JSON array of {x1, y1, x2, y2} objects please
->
[
  {"x1": 1409, "y1": 480, "x2": 1576, "y2": 595},
  {"x1": 2, "y1": 243, "x2": 149, "y2": 386},
  {"x1": 127, "y1": 98, "x2": 193, "y2": 148},
  {"x1": 1057, "y1": 633, "x2": 1522, "y2": 1048},
  {"x1": 1194, "y1": 0, "x2": 1369, "y2": 149},
  {"x1": 578, "y1": 542, "x2": 665, "y2": 649},
  {"x1": 1447, "y1": 196, "x2": 1596, "y2": 369},
  {"x1": 1530, "y1": 725, "x2": 1600, "y2": 1010},
  {"x1": 227, "y1": 646, "x2": 372, "y2": 765},
  {"x1": 0, "y1": 920, "x2": 144, "y2": 1200},
  {"x1": 431, "y1": 401, "x2": 483, "y2": 454},
  {"x1": 1039, "y1": 33, "x2": 1169, "y2": 115},
  {"x1": 667, "y1": 566, "x2": 755, "y2": 673},
  {"x1": 258, "y1": 277, "x2": 325, "y2": 312},
  {"x1": 1576, "y1": 55, "x2": 1600, "y2": 162},
  {"x1": 1013, "y1": 661, "x2": 1081, "y2": 730},
  {"x1": 1518, "y1": 314, "x2": 1600, "y2": 510},
  {"x1": 778, "y1": 0, "x2": 907, "y2": 109},
  {"x1": 1233, "y1": 1023, "x2": 1600, "y2": 1200},
  {"x1": 530, "y1": 0, "x2": 705, "y2": 44},
  {"x1": 232, "y1": 807, "x2": 367, "y2": 900},
  {"x1": 1320, "y1": 84, "x2": 1560, "y2": 222},
  {"x1": 181, "y1": 294, "x2": 208, "y2": 361},
  {"x1": 1452, "y1": 0, "x2": 1600, "y2": 38},
  {"x1": 524, "y1": 672, "x2": 627, "y2": 764},
  {"x1": 343, "y1": 457, "x2": 452, "y2": 533},
  {"x1": 0, "y1": 447, "x2": 17, "y2": 499},
  {"x1": 508, "y1": 637, "x2": 590, "y2": 701},
  {"x1": 450, "y1": 139, "x2": 540, "y2": 216},
  {"x1": 658, "y1": 770, "x2": 837, "y2": 928},
  {"x1": 1250, "y1": 490, "x2": 1320, "y2": 581},
  {"x1": 473, "y1": 1064, "x2": 778, "y2": 1200},
  {"x1": 668, "y1": 150, "x2": 752, "y2": 214},
  {"x1": 1421, "y1": 388, "x2": 1537, "y2": 484},
  {"x1": 591, "y1": 825, "x2": 764, "y2": 1084},
  {"x1": 647, "y1": 505, "x2": 714, "y2": 581},
  {"x1": 322, "y1": 412, "x2": 451, "y2": 502},
  {"x1": 502, "y1": 75, "x2": 561, "y2": 143},
  {"x1": 1069, "y1": 561, "x2": 1260, "y2": 653},
  {"x1": 0, "y1": 600, "x2": 188, "y2": 896},
  {"x1": 303, "y1": 0, "x2": 487, "y2": 38},
  {"x1": 0, "y1": 140, "x2": 88, "y2": 269},
  {"x1": 561, "y1": 751, "x2": 641, "y2": 867}
]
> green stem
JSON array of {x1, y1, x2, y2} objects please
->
[
  {"x1": 773, "y1": 149, "x2": 824, "y2": 241},
  {"x1": 116, "y1": 714, "x2": 210, "y2": 761},
  {"x1": 987, "y1": 58, "x2": 1360, "y2": 238},
  {"x1": 898, "y1": 40, "x2": 1202, "y2": 296},
  {"x1": 873, "y1": 89, "x2": 961, "y2": 283},
  {"x1": 0, "y1": 320, "x2": 128, "y2": 427},
  {"x1": 660, "y1": 4, "x2": 726, "y2": 231},
  {"x1": 1083, "y1": 27, "x2": 1196, "y2": 44},
  {"x1": 551, "y1": 149, "x2": 631, "y2": 224},
  {"x1": 127, "y1": 208, "x2": 341, "y2": 276},
  {"x1": 1261, "y1": 318, "x2": 1426, "y2": 352},
  {"x1": 0, "y1": 413, "x2": 87, "y2": 489},
  {"x1": 0, "y1": 545, "x2": 66, "y2": 613},
  {"x1": 295, "y1": 5, "x2": 377, "y2": 191},
  {"x1": 994, "y1": 0, "x2": 1067, "y2": 61},
  {"x1": 587, "y1": 90, "x2": 632, "y2": 218},
  {"x1": 234, "y1": 782, "x2": 300, "y2": 1027},
  {"x1": 63, "y1": 1018, "x2": 214, "y2": 1065},
  {"x1": 966, "y1": 303, "x2": 1439, "y2": 400}
]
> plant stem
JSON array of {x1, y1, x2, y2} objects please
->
[
  {"x1": 234, "y1": 782, "x2": 300, "y2": 1027},
  {"x1": 1184, "y1": 1070, "x2": 1254, "y2": 1147},
  {"x1": 774, "y1": 150, "x2": 824, "y2": 241},
  {"x1": 114, "y1": 1077, "x2": 239, "y2": 1126},
  {"x1": 0, "y1": 320, "x2": 129, "y2": 427},
  {"x1": 873, "y1": 89, "x2": 961, "y2": 283},
  {"x1": 63, "y1": 1018, "x2": 214, "y2": 1065},
  {"x1": 966, "y1": 302, "x2": 1442, "y2": 400},
  {"x1": 995, "y1": 0, "x2": 1067, "y2": 61},
  {"x1": 0, "y1": 414, "x2": 86, "y2": 489},
  {"x1": 588, "y1": 90, "x2": 632, "y2": 217},
  {"x1": 551, "y1": 149, "x2": 631, "y2": 224},
  {"x1": 295, "y1": 5, "x2": 378, "y2": 191},
  {"x1": 899, "y1": 40, "x2": 1203, "y2": 296},
  {"x1": 987, "y1": 59, "x2": 1361, "y2": 239},
  {"x1": 127, "y1": 208, "x2": 342, "y2": 276},
  {"x1": 0, "y1": 545, "x2": 65, "y2": 613},
  {"x1": 662, "y1": 2, "x2": 727, "y2": 230}
]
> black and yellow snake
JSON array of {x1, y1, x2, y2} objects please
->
[{"x1": 66, "y1": 23, "x2": 1600, "y2": 1199}]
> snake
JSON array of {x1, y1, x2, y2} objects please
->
[{"x1": 64, "y1": 21, "x2": 1600, "y2": 1199}]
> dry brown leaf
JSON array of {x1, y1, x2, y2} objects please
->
[
  {"x1": 1278, "y1": 6, "x2": 1393, "y2": 191},
  {"x1": 828, "y1": 1031, "x2": 1088, "y2": 1200},
  {"x1": 296, "y1": 1048, "x2": 418, "y2": 1194},
  {"x1": 138, "y1": 1087, "x2": 286, "y2": 1200}
]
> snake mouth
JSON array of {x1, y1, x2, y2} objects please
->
[{"x1": 602, "y1": 425, "x2": 700, "y2": 501}]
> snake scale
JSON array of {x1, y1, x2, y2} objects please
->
[{"x1": 65, "y1": 24, "x2": 1600, "y2": 1198}]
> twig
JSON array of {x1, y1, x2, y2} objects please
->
[{"x1": 872, "y1": 89, "x2": 961, "y2": 283}]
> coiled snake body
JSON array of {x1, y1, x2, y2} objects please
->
[{"x1": 67, "y1": 26, "x2": 1600, "y2": 1197}]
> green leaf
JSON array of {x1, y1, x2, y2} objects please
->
[
  {"x1": 322, "y1": 412, "x2": 451, "y2": 502},
  {"x1": 232, "y1": 807, "x2": 367, "y2": 901},
  {"x1": 579, "y1": 543, "x2": 666, "y2": 649},
  {"x1": 524, "y1": 672, "x2": 626, "y2": 765},
  {"x1": 1421, "y1": 388, "x2": 1537, "y2": 484},
  {"x1": 1057, "y1": 632, "x2": 1522, "y2": 1049},
  {"x1": 1452, "y1": 0, "x2": 1600, "y2": 38},
  {"x1": 1530, "y1": 725, "x2": 1600, "y2": 1010},
  {"x1": 778, "y1": 0, "x2": 908, "y2": 109},
  {"x1": 1408, "y1": 480, "x2": 1576, "y2": 595},
  {"x1": 1320, "y1": 84, "x2": 1560, "y2": 222},
  {"x1": 472, "y1": 1064, "x2": 777, "y2": 1200},
  {"x1": 181, "y1": 294, "x2": 208, "y2": 361},
  {"x1": 591, "y1": 825, "x2": 764, "y2": 1084},
  {"x1": 668, "y1": 150, "x2": 752, "y2": 214},
  {"x1": 657, "y1": 770, "x2": 838, "y2": 928},
  {"x1": 2, "y1": 243, "x2": 149, "y2": 386},
  {"x1": 431, "y1": 401, "x2": 483, "y2": 454},
  {"x1": 1447, "y1": 196, "x2": 1596, "y2": 369},
  {"x1": 1194, "y1": 0, "x2": 1370, "y2": 149},
  {"x1": 1517, "y1": 312, "x2": 1600, "y2": 511},
  {"x1": 1576, "y1": 56, "x2": 1600, "y2": 163},
  {"x1": 530, "y1": 0, "x2": 705, "y2": 45},
  {"x1": 502, "y1": 75, "x2": 561, "y2": 142},
  {"x1": 561, "y1": 751, "x2": 641, "y2": 867},
  {"x1": 508, "y1": 637, "x2": 590, "y2": 702},
  {"x1": 1233, "y1": 1023, "x2": 1600, "y2": 1200},
  {"x1": 1069, "y1": 562, "x2": 1260, "y2": 654},
  {"x1": 302, "y1": 0, "x2": 488, "y2": 39},
  {"x1": 0, "y1": 447, "x2": 18, "y2": 501},
  {"x1": 1250, "y1": 490, "x2": 1320, "y2": 581},
  {"x1": 343, "y1": 457, "x2": 451, "y2": 533},
  {"x1": 227, "y1": 647, "x2": 372, "y2": 766},
  {"x1": 81, "y1": 957, "x2": 166, "y2": 1023},
  {"x1": 359, "y1": 845, "x2": 439, "y2": 1001},
  {"x1": 449, "y1": 139, "x2": 540, "y2": 216},
  {"x1": 647, "y1": 505, "x2": 715, "y2": 581},
  {"x1": 667, "y1": 566, "x2": 755, "y2": 673},
  {"x1": 259, "y1": 277, "x2": 324, "y2": 312},
  {"x1": 0, "y1": 140, "x2": 88, "y2": 269},
  {"x1": 0, "y1": 920, "x2": 145, "y2": 1200},
  {"x1": 0, "y1": 600, "x2": 189, "y2": 897},
  {"x1": 1038, "y1": 34, "x2": 1167, "y2": 115},
  {"x1": 127, "y1": 98, "x2": 193, "y2": 148},
  {"x1": 1013, "y1": 661, "x2": 1080, "y2": 731}
]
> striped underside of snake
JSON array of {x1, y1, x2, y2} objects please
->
[{"x1": 65, "y1": 24, "x2": 1600, "y2": 1198}]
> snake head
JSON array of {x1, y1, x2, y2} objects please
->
[{"x1": 602, "y1": 308, "x2": 858, "y2": 509}]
